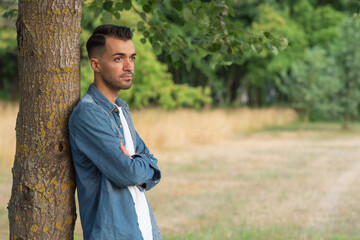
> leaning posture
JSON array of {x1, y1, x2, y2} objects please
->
[{"x1": 69, "y1": 25, "x2": 162, "y2": 240}]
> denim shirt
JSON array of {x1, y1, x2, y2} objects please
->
[{"x1": 69, "y1": 84, "x2": 162, "y2": 240}]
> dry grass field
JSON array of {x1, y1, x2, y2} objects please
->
[
  {"x1": 151, "y1": 126, "x2": 360, "y2": 239},
  {"x1": 1, "y1": 101, "x2": 360, "y2": 239}
]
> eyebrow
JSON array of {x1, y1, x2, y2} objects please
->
[{"x1": 112, "y1": 53, "x2": 136, "y2": 57}]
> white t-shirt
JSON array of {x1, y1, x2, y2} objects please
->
[{"x1": 118, "y1": 106, "x2": 153, "y2": 240}]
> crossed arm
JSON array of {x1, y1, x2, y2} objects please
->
[{"x1": 73, "y1": 107, "x2": 161, "y2": 189}]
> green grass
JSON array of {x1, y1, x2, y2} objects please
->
[
  {"x1": 162, "y1": 224, "x2": 360, "y2": 240},
  {"x1": 163, "y1": 226, "x2": 359, "y2": 240},
  {"x1": 261, "y1": 121, "x2": 360, "y2": 133}
]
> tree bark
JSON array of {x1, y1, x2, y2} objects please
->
[{"x1": 8, "y1": 1, "x2": 82, "y2": 239}]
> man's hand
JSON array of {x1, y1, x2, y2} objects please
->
[
  {"x1": 120, "y1": 143, "x2": 146, "y2": 187},
  {"x1": 120, "y1": 142, "x2": 133, "y2": 159}
]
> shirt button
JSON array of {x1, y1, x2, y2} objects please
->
[
  {"x1": 114, "y1": 108, "x2": 118, "y2": 112},
  {"x1": 119, "y1": 124, "x2": 122, "y2": 128}
]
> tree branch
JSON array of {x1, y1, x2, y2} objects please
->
[{"x1": 217, "y1": 15, "x2": 228, "y2": 44}]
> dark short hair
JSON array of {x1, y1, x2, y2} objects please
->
[{"x1": 86, "y1": 25, "x2": 133, "y2": 58}]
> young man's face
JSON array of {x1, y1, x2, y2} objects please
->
[{"x1": 96, "y1": 37, "x2": 136, "y2": 91}]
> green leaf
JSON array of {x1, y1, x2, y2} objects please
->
[
  {"x1": 143, "y1": 30, "x2": 150, "y2": 38},
  {"x1": 264, "y1": 31, "x2": 272, "y2": 39},
  {"x1": 103, "y1": 1, "x2": 113, "y2": 11},
  {"x1": 101, "y1": 11, "x2": 113, "y2": 23},
  {"x1": 271, "y1": 46, "x2": 279, "y2": 55},
  {"x1": 211, "y1": 43, "x2": 221, "y2": 52},
  {"x1": 240, "y1": 42, "x2": 250, "y2": 51},
  {"x1": 4, "y1": 9, "x2": 18, "y2": 18},
  {"x1": 190, "y1": 0, "x2": 202, "y2": 9},
  {"x1": 94, "y1": 8, "x2": 102, "y2": 19},
  {"x1": 140, "y1": 38, "x2": 147, "y2": 44},
  {"x1": 114, "y1": 12, "x2": 121, "y2": 19},
  {"x1": 195, "y1": 8, "x2": 206, "y2": 20},
  {"x1": 266, "y1": 42, "x2": 274, "y2": 50},
  {"x1": 278, "y1": 38, "x2": 289, "y2": 50},
  {"x1": 115, "y1": 2, "x2": 123, "y2": 10},
  {"x1": 183, "y1": 8, "x2": 193, "y2": 21},
  {"x1": 251, "y1": 43, "x2": 263, "y2": 53},
  {"x1": 225, "y1": 54, "x2": 234, "y2": 62},
  {"x1": 171, "y1": 0, "x2": 183, "y2": 11},
  {"x1": 123, "y1": 0, "x2": 132, "y2": 10},
  {"x1": 143, "y1": 4, "x2": 151, "y2": 13},
  {"x1": 153, "y1": 42, "x2": 162, "y2": 55},
  {"x1": 81, "y1": 16, "x2": 89, "y2": 28},
  {"x1": 197, "y1": 48, "x2": 208, "y2": 58},
  {"x1": 137, "y1": 21, "x2": 145, "y2": 31},
  {"x1": 249, "y1": 37, "x2": 258, "y2": 44},
  {"x1": 228, "y1": 8, "x2": 235, "y2": 17},
  {"x1": 140, "y1": 12, "x2": 147, "y2": 21}
]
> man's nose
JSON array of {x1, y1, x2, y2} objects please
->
[{"x1": 123, "y1": 58, "x2": 134, "y2": 71}]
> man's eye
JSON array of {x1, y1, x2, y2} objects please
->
[
  {"x1": 130, "y1": 57, "x2": 136, "y2": 61},
  {"x1": 114, "y1": 57, "x2": 122, "y2": 62}
]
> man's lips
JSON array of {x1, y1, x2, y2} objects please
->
[
  {"x1": 121, "y1": 75, "x2": 133, "y2": 80},
  {"x1": 120, "y1": 73, "x2": 133, "y2": 79}
]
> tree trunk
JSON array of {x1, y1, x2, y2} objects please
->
[
  {"x1": 302, "y1": 103, "x2": 311, "y2": 129},
  {"x1": 343, "y1": 78, "x2": 353, "y2": 130},
  {"x1": 343, "y1": 109, "x2": 350, "y2": 130},
  {"x1": 8, "y1": 1, "x2": 82, "y2": 239},
  {"x1": 225, "y1": 65, "x2": 236, "y2": 106},
  {"x1": 11, "y1": 54, "x2": 19, "y2": 101}
]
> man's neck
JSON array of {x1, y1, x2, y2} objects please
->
[{"x1": 93, "y1": 81, "x2": 119, "y2": 105}]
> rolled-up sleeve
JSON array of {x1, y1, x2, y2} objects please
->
[{"x1": 133, "y1": 131, "x2": 161, "y2": 191}]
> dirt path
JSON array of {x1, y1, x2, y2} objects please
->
[{"x1": 308, "y1": 147, "x2": 360, "y2": 227}]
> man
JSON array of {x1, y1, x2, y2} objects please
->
[{"x1": 69, "y1": 25, "x2": 162, "y2": 240}]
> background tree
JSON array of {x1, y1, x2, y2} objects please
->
[
  {"x1": 329, "y1": 17, "x2": 360, "y2": 129},
  {"x1": 276, "y1": 47, "x2": 341, "y2": 126},
  {"x1": 243, "y1": 1, "x2": 345, "y2": 107},
  {"x1": 8, "y1": 0, "x2": 82, "y2": 239},
  {"x1": 0, "y1": 1, "x2": 18, "y2": 100}
]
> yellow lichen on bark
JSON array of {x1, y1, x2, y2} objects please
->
[
  {"x1": 31, "y1": 225, "x2": 38, "y2": 232},
  {"x1": 56, "y1": 222, "x2": 62, "y2": 230},
  {"x1": 65, "y1": 216, "x2": 73, "y2": 224}
]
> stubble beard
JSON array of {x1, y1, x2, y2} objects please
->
[{"x1": 103, "y1": 74, "x2": 133, "y2": 91}]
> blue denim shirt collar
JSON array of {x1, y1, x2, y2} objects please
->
[{"x1": 87, "y1": 83, "x2": 129, "y2": 113}]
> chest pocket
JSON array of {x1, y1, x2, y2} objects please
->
[{"x1": 107, "y1": 111, "x2": 124, "y2": 141}]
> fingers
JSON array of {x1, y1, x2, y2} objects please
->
[
  {"x1": 120, "y1": 142, "x2": 125, "y2": 150},
  {"x1": 120, "y1": 142, "x2": 132, "y2": 159}
]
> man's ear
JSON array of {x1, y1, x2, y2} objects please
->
[{"x1": 90, "y1": 58, "x2": 101, "y2": 72}]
